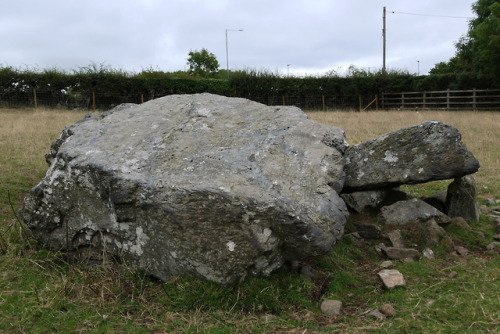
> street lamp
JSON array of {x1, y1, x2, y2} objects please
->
[
  {"x1": 287, "y1": 64, "x2": 291, "y2": 77},
  {"x1": 417, "y1": 60, "x2": 420, "y2": 76},
  {"x1": 226, "y1": 29, "x2": 243, "y2": 80}
]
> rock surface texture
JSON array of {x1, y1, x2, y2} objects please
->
[
  {"x1": 343, "y1": 121, "x2": 480, "y2": 191},
  {"x1": 19, "y1": 94, "x2": 349, "y2": 286}
]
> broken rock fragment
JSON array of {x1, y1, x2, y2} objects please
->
[{"x1": 378, "y1": 269, "x2": 406, "y2": 290}]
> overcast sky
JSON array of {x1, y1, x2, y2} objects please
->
[{"x1": 0, "y1": 0, "x2": 475, "y2": 76}]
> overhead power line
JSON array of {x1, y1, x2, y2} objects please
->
[{"x1": 388, "y1": 10, "x2": 472, "y2": 19}]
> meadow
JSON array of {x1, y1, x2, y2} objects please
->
[{"x1": 0, "y1": 107, "x2": 499, "y2": 333}]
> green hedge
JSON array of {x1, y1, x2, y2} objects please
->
[{"x1": 0, "y1": 65, "x2": 496, "y2": 109}]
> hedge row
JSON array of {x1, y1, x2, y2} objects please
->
[{"x1": 0, "y1": 66, "x2": 496, "y2": 109}]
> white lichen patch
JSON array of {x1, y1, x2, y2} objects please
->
[
  {"x1": 357, "y1": 171, "x2": 365, "y2": 180},
  {"x1": 418, "y1": 168, "x2": 424, "y2": 174},
  {"x1": 129, "y1": 226, "x2": 149, "y2": 256},
  {"x1": 384, "y1": 151, "x2": 399, "y2": 163},
  {"x1": 197, "y1": 108, "x2": 211, "y2": 117},
  {"x1": 254, "y1": 227, "x2": 272, "y2": 244},
  {"x1": 226, "y1": 241, "x2": 236, "y2": 252}
]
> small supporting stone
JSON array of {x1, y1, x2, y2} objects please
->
[{"x1": 446, "y1": 175, "x2": 481, "y2": 222}]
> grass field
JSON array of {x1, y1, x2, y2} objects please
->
[{"x1": 0, "y1": 107, "x2": 499, "y2": 333}]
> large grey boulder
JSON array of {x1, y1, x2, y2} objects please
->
[
  {"x1": 19, "y1": 93, "x2": 349, "y2": 286},
  {"x1": 343, "y1": 121, "x2": 480, "y2": 191}
]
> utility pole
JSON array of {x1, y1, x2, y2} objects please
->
[{"x1": 382, "y1": 6, "x2": 387, "y2": 74}]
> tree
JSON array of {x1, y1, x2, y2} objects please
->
[
  {"x1": 186, "y1": 48, "x2": 219, "y2": 77},
  {"x1": 468, "y1": 1, "x2": 500, "y2": 79},
  {"x1": 430, "y1": 0, "x2": 500, "y2": 83}
]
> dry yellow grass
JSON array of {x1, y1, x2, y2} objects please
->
[
  {"x1": 0, "y1": 108, "x2": 87, "y2": 218},
  {"x1": 308, "y1": 110, "x2": 500, "y2": 198},
  {"x1": 0, "y1": 108, "x2": 87, "y2": 173}
]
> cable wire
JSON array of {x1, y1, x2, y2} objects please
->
[{"x1": 388, "y1": 10, "x2": 472, "y2": 20}]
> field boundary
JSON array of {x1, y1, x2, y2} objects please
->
[{"x1": 2, "y1": 88, "x2": 500, "y2": 111}]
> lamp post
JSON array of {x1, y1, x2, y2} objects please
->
[
  {"x1": 287, "y1": 64, "x2": 291, "y2": 77},
  {"x1": 417, "y1": 60, "x2": 420, "y2": 76},
  {"x1": 225, "y1": 29, "x2": 243, "y2": 79}
]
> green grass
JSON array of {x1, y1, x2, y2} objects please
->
[{"x1": 1, "y1": 108, "x2": 499, "y2": 333}]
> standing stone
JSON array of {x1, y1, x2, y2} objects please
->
[
  {"x1": 446, "y1": 175, "x2": 481, "y2": 222},
  {"x1": 344, "y1": 121, "x2": 480, "y2": 191},
  {"x1": 19, "y1": 94, "x2": 349, "y2": 286}
]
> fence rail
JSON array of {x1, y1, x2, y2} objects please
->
[
  {"x1": 1, "y1": 88, "x2": 499, "y2": 111},
  {"x1": 381, "y1": 88, "x2": 500, "y2": 111}
]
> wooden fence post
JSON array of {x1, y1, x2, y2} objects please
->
[
  {"x1": 358, "y1": 96, "x2": 362, "y2": 112},
  {"x1": 282, "y1": 95, "x2": 285, "y2": 106},
  {"x1": 472, "y1": 88, "x2": 476, "y2": 111},
  {"x1": 423, "y1": 92, "x2": 426, "y2": 109},
  {"x1": 33, "y1": 88, "x2": 37, "y2": 108},
  {"x1": 375, "y1": 94, "x2": 378, "y2": 111},
  {"x1": 402, "y1": 93, "x2": 405, "y2": 109},
  {"x1": 446, "y1": 89, "x2": 450, "y2": 110},
  {"x1": 322, "y1": 95, "x2": 325, "y2": 111},
  {"x1": 92, "y1": 90, "x2": 96, "y2": 112}
]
